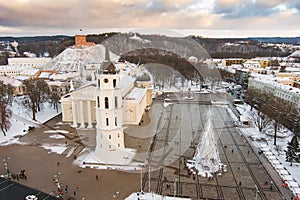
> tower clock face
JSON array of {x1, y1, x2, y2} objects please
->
[{"x1": 104, "y1": 78, "x2": 109, "y2": 83}]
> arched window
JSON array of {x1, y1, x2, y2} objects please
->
[
  {"x1": 109, "y1": 145, "x2": 111, "y2": 149},
  {"x1": 118, "y1": 143, "x2": 120, "y2": 147},
  {"x1": 97, "y1": 96, "x2": 100, "y2": 108},
  {"x1": 115, "y1": 117, "x2": 117, "y2": 126},
  {"x1": 105, "y1": 97, "x2": 109, "y2": 109},
  {"x1": 109, "y1": 135, "x2": 111, "y2": 139},
  {"x1": 115, "y1": 96, "x2": 118, "y2": 108},
  {"x1": 106, "y1": 118, "x2": 109, "y2": 126},
  {"x1": 98, "y1": 79, "x2": 100, "y2": 87},
  {"x1": 113, "y1": 79, "x2": 116, "y2": 88}
]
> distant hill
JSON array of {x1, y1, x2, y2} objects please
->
[
  {"x1": 248, "y1": 37, "x2": 300, "y2": 44},
  {"x1": 1, "y1": 33, "x2": 299, "y2": 65},
  {"x1": 0, "y1": 35, "x2": 71, "y2": 44}
]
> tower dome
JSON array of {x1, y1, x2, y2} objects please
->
[{"x1": 136, "y1": 72, "x2": 151, "y2": 82}]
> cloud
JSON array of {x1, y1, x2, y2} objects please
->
[
  {"x1": 0, "y1": 0, "x2": 299, "y2": 37},
  {"x1": 213, "y1": 0, "x2": 279, "y2": 18}
]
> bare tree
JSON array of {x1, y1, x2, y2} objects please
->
[
  {"x1": 23, "y1": 79, "x2": 49, "y2": 120},
  {"x1": 50, "y1": 91, "x2": 60, "y2": 113},
  {"x1": 250, "y1": 111, "x2": 271, "y2": 133},
  {"x1": 245, "y1": 87, "x2": 299, "y2": 145},
  {"x1": 0, "y1": 81, "x2": 13, "y2": 136}
]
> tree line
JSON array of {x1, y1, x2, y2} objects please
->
[{"x1": 245, "y1": 87, "x2": 300, "y2": 166}]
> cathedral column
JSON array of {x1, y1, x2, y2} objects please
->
[
  {"x1": 72, "y1": 100, "x2": 77, "y2": 128},
  {"x1": 79, "y1": 100, "x2": 85, "y2": 128},
  {"x1": 87, "y1": 100, "x2": 93, "y2": 128}
]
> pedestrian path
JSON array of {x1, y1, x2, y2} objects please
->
[{"x1": 259, "y1": 143, "x2": 300, "y2": 197}]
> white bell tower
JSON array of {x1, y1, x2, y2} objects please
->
[{"x1": 94, "y1": 44, "x2": 127, "y2": 164}]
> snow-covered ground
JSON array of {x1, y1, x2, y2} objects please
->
[
  {"x1": 126, "y1": 192, "x2": 191, "y2": 200},
  {"x1": 0, "y1": 96, "x2": 62, "y2": 148},
  {"x1": 232, "y1": 103, "x2": 300, "y2": 196}
]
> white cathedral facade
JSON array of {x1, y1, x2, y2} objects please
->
[{"x1": 60, "y1": 48, "x2": 152, "y2": 164}]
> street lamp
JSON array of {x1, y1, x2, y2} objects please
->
[
  {"x1": 113, "y1": 191, "x2": 119, "y2": 200},
  {"x1": 174, "y1": 178, "x2": 178, "y2": 198},
  {"x1": 255, "y1": 184, "x2": 259, "y2": 200},
  {"x1": 3, "y1": 156, "x2": 10, "y2": 177}
]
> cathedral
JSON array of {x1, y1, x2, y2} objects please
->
[{"x1": 60, "y1": 46, "x2": 152, "y2": 164}]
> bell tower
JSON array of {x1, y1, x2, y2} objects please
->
[{"x1": 94, "y1": 43, "x2": 127, "y2": 164}]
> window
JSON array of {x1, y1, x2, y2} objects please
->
[
  {"x1": 105, "y1": 97, "x2": 109, "y2": 109},
  {"x1": 97, "y1": 96, "x2": 100, "y2": 108},
  {"x1": 118, "y1": 133, "x2": 120, "y2": 138},
  {"x1": 115, "y1": 96, "x2": 118, "y2": 108},
  {"x1": 106, "y1": 118, "x2": 109, "y2": 126},
  {"x1": 113, "y1": 79, "x2": 116, "y2": 88},
  {"x1": 104, "y1": 78, "x2": 109, "y2": 83},
  {"x1": 118, "y1": 143, "x2": 120, "y2": 147},
  {"x1": 115, "y1": 117, "x2": 117, "y2": 126},
  {"x1": 109, "y1": 135, "x2": 111, "y2": 139},
  {"x1": 98, "y1": 79, "x2": 100, "y2": 87},
  {"x1": 109, "y1": 145, "x2": 111, "y2": 149}
]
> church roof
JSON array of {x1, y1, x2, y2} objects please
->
[
  {"x1": 99, "y1": 43, "x2": 117, "y2": 74},
  {"x1": 124, "y1": 87, "x2": 147, "y2": 104},
  {"x1": 99, "y1": 61, "x2": 117, "y2": 74},
  {"x1": 136, "y1": 72, "x2": 151, "y2": 82}
]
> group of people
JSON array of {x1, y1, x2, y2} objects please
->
[{"x1": 10, "y1": 169, "x2": 27, "y2": 181}]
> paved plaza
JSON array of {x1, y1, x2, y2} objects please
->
[{"x1": 137, "y1": 93, "x2": 292, "y2": 200}]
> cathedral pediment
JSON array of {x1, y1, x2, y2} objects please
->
[{"x1": 70, "y1": 85, "x2": 96, "y2": 100}]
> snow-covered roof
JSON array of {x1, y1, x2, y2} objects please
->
[
  {"x1": 251, "y1": 76, "x2": 300, "y2": 95},
  {"x1": 15, "y1": 76, "x2": 30, "y2": 81},
  {"x1": 285, "y1": 67, "x2": 300, "y2": 72},
  {"x1": 0, "y1": 76, "x2": 23, "y2": 87},
  {"x1": 38, "y1": 72, "x2": 52, "y2": 79},
  {"x1": 49, "y1": 72, "x2": 79, "y2": 81},
  {"x1": 289, "y1": 50, "x2": 300, "y2": 57},
  {"x1": 124, "y1": 87, "x2": 147, "y2": 104},
  {"x1": 119, "y1": 74, "x2": 136, "y2": 96}
]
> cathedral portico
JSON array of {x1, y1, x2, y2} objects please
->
[
  {"x1": 71, "y1": 99, "x2": 77, "y2": 128},
  {"x1": 79, "y1": 100, "x2": 85, "y2": 129}
]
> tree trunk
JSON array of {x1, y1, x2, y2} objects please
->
[
  {"x1": 32, "y1": 103, "x2": 36, "y2": 121},
  {"x1": 1, "y1": 127, "x2": 6, "y2": 136},
  {"x1": 273, "y1": 122, "x2": 277, "y2": 146}
]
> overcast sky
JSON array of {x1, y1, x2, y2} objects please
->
[{"x1": 0, "y1": 0, "x2": 300, "y2": 38}]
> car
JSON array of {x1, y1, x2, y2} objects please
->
[{"x1": 25, "y1": 195, "x2": 38, "y2": 200}]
